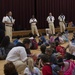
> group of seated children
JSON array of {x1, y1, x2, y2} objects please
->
[
  {"x1": 1, "y1": 31, "x2": 75, "y2": 75},
  {"x1": 4, "y1": 40, "x2": 75, "y2": 75},
  {"x1": 38, "y1": 29, "x2": 69, "y2": 46}
]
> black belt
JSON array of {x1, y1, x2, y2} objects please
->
[
  {"x1": 6, "y1": 25, "x2": 12, "y2": 27},
  {"x1": 60, "y1": 21, "x2": 64, "y2": 22}
]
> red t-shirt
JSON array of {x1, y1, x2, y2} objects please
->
[
  {"x1": 56, "y1": 45, "x2": 65, "y2": 56},
  {"x1": 42, "y1": 64, "x2": 53, "y2": 75}
]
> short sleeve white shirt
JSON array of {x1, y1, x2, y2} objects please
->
[
  {"x1": 29, "y1": 18, "x2": 37, "y2": 25},
  {"x1": 5, "y1": 16, "x2": 15, "y2": 26},
  {"x1": 58, "y1": 15, "x2": 65, "y2": 22},
  {"x1": 6, "y1": 46, "x2": 27, "y2": 62},
  {"x1": 5, "y1": 16, "x2": 15, "y2": 23},
  {"x1": 47, "y1": 16, "x2": 55, "y2": 23}
]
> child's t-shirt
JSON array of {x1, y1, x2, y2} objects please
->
[
  {"x1": 40, "y1": 36, "x2": 46, "y2": 43},
  {"x1": 56, "y1": 45, "x2": 65, "y2": 56},
  {"x1": 42, "y1": 64, "x2": 53, "y2": 75},
  {"x1": 49, "y1": 36, "x2": 54, "y2": 43}
]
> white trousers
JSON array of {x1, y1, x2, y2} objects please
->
[
  {"x1": 5, "y1": 25, "x2": 12, "y2": 42},
  {"x1": 13, "y1": 60, "x2": 27, "y2": 74},
  {"x1": 59, "y1": 22, "x2": 65, "y2": 32},
  {"x1": 31, "y1": 24, "x2": 39, "y2": 36},
  {"x1": 49, "y1": 22, "x2": 55, "y2": 34}
]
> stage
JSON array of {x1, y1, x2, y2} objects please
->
[{"x1": 12, "y1": 27, "x2": 75, "y2": 37}]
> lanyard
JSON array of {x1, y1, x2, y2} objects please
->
[
  {"x1": 8, "y1": 16, "x2": 12, "y2": 22},
  {"x1": 49, "y1": 16, "x2": 52, "y2": 21}
]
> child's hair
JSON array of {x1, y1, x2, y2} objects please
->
[
  {"x1": 27, "y1": 57, "x2": 34, "y2": 72},
  {"x1": 4, "y1": 62, "x2": 18, "y2": 75},
  {"x1": 23, "y1": 38, "x2": 30, "y2": 44},
  {"x1": 29, "y1": 33, "x2": 36, "y2": 38},
  {"x1": 45, "y1": 48, "x2": 53, "y2": 56},
  {"x1": 50, "y1": 42, "x2": 56, "y2": 47},
  {"x1": 16, "y1": 35, "x2": 20, "y2": 39},
  {"x1": 29, "y1": 33, "x2": 34, "y2": 37},
  {"x1": 41, "y1": 54, "x2": 49, "y2": 63},
  {"x1": 41, "y1": 33, "x2": 45, "y2": 36},
  {"x1": 55, "y1": 41, "x2": 59, "y2": 46},
  {"x1": 40, "y1": 44, "x2": 46, "y2": 54}
]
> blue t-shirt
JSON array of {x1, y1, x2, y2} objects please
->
[
  {"x1": 13, "y1": 39, "x2": 19, "y2": 45},
  {"x1": 40, "y1": 36, "x2": 46, "y2": 43}
]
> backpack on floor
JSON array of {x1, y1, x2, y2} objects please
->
[
  {"x1": 0, "y1": 47, "x2": 6, "y2": 60},
  {"x1": 62, "y1": 60, "x2": 75, "y2": 75},
  {"x1": 30, "y1": 39, "x2": 38, "y2": 49}
]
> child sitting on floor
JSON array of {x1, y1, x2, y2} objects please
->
[
  {"x1": 29, "y1": 33, "x2": 38, "y2": 49},
  {"x1": 49, "y1": 34, "x2": 55, "y2": 44},
  {"x1": 13, "y1": 35, "x2": 22, "y2": 45},
  {"x1": 24, "y1": 57, "x2": 41, "y2": 75},
  {"x1": 62, "y1": 30, "x2": 69, "y2": 42},
  {"x1": 38, "y1": 33, "x2": 49, "y2": 46},
  {"x1": 55, "y1": 41, "x2": 66, "y2": 57},
  {"x1": 41, "y1": 54, "x2": 53, "y2": 75}
]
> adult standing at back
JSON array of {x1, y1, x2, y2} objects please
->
[
  {"x1": 29, "y1": 15, "x2": 39, "y2": 36},
  {"x1": 2, "y1": 11, "x2": 15, "y2": 42},
  {"x1": 47, "y1": 12, "x2": 55, "y2": 35},
  {"x1": 58, "y1": 13, "x2": 66, "y2": 32}
]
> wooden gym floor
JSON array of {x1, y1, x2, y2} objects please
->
[{"x1": 0, "y1": 33, "x2": 73, "y2": 75}]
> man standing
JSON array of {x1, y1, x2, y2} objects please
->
[
  {"x1": 29, "y1": 15, "x2": 39, "y2": 36},
  {"x1": 47, "y1": 13, "x2": 55, "y2": 35},
  {"x1": 2, "y1": 11, "x2": 15, "y2": 42},
  {"x1": 58, "y1": 13, "x2": 65, "y2": 32},
  {"x1": 6, "y1": 38, "x2": 30, "y2": 74}
]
